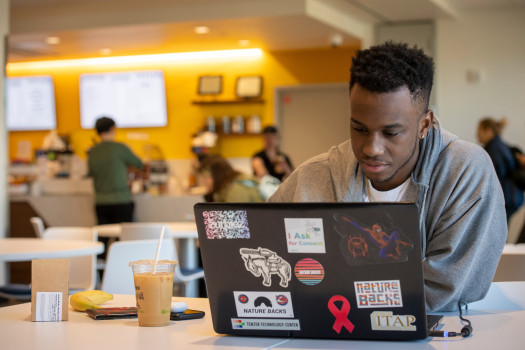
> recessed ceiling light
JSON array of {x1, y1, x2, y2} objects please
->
[
  {"x1": 238, "y1": 39, "x2": 250, "y2": 46},
  {"x1": 194, "y1": 26, "x2": 210, "y2": 34},
  {"x1": 99, "y1": 48, "x2": 112, "y2": 55},
  {"x1": 45, "y1": 37, "x2": 61, "y2": 45}
]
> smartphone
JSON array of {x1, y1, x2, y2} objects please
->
[{"x1": 170, "y1": 309, "x2": 205, "y2": 320}]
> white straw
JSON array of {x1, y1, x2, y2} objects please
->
[{"x1": 153, "y1": 226, "x2": 166, "y2": 274}]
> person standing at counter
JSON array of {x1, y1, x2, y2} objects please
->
[
  {"x1": 88, "y1": 116, "x2": 144, "y2": 224},
  {"x1": 252, "y1": 126, "x2": 294, "y2": 182}
]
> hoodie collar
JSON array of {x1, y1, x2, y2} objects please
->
[{"x1": 327, "y1": 119, "x2": 457, "y2": 202}]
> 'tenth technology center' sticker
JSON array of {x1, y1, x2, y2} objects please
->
[
  {"x1": 234, "y1": 291, "x2": 294, "y2": 318},
  {"x1": 232, "y1": 318, "x2": 301, "y2": 331},
  {"x1": 203, "y1": 210, "x2": 250, "y2": 239},
  {"x1": 284, "y1": 218, "x2": 326, "y2": 253},
  {"x1": 294, "y1": 258, "x2": 325, "y2": 286}
]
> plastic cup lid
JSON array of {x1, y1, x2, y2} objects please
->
[{"x1": 129, "y1": 259, "x2": 177, "y2": 266}]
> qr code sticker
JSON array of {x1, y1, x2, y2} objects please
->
[{"x1": 203, "y1": 210, "x2": 251, "y2": 239}]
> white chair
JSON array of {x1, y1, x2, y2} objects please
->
[
  {"x1": 42, "y1": 227, "x2": 98, "y2": 292},
  {"x1": 30, "y1": 217, "x2": 45, "y2": 238},
  {"x1": 102, "y1": 238, "x2": 204, "y2": 297},
  {"x1": 120, "y1": 223, "x2": 165, "y2": 241}
]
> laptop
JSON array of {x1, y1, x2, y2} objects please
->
[{"x1": 194, "y1": 202, "x2": 442, "y2": 340}]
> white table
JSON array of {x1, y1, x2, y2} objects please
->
[
  {"x1": 0, "y1": 282, "x2": 524, "y2": 350},
  {"x1": 0, "y1": 238, "x2": 104, "y2": 262},
  {"x1": 502, "y1": 243, "x2": 525, "y2": 254},
  {"x1": 94, "y1": 222, "x2": 198, "y2": 239},
  {"x1": 95, "y1": 222, "x2": 199, "y2": 297}
]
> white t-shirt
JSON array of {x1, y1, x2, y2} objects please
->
[{"x1": 363, "y1": 178, "x2": 411, "y2": 202}]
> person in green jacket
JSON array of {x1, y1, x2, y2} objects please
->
[
  {"x1": 197, "y1": 155, "x2": 264, "y2": 203},
  {"x1": 88, "y1": 117, "x2": 144, "y2": 224}
]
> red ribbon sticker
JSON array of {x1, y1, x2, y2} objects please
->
[{"x1": 328, "y1": 295, "x2": 355, "y2": 334}]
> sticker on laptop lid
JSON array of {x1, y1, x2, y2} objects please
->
[
  {"x1": 370, "y1": 311, "x2": 416, "y2": 331},
  {"x1": 294, "y1": 258, "x2": 325, "y2": 286},
  {"x1": 327, "y1": 295, "x2": 355, "y2": 334},
  {"x1": 203, "y1": 210, "x2": 250, "y2": 239},
  {"x1": 232, "y1": 318, "x2": 301, "y2": 330},
  {"x1": 240, "y1": 247, "x2": 291, "y2": 287},
  {"x1": 333, "y1": 212, "x2": 413, "y2": 266},
  {"x1": 284, "y1": 218, "x2": 326, "y2": 253},
  {"x1": 233, "y1": 291, "x2": 294, "y2": 318},
  {"x1": 354, "y1": 280, "x2": 403, "y2": 308}
]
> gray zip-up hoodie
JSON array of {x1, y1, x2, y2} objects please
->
[{"x1": 268, "y1": 122, "x2": 507, "y2": 312}]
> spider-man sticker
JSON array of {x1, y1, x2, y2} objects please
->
[{"x1": 333, "y1": 212, "x2": 413, "y2": 266}]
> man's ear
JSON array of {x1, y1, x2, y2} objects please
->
[{"x1": 419, "y1": 110, "x2": 434, "y2": 139}]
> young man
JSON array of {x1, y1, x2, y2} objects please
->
[
  {"x1": 252, "y1": 126, "x2": 294, "y2": 182},
  {"x1": 88, "y1": 117, "x2": 144, "y2": 224},
  {"x1": 268, "y1": 42, "x2": 507, "y2": 312}
]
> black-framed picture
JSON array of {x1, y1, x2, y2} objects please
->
[
  {"x1": 198, "y1": 75, "x2": 222, "y2": 95},
  {"x1": 236, "y1": 75, "x2": 263, "y2": 98}
]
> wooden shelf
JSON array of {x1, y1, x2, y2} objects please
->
[
  {"x1": 218, "y1": 132, "x2": 262, "y2": 137},
  {"x1": 192, "y1": 99, "x2": 265, "y2": 105}
]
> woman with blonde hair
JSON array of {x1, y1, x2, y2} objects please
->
[{"x1": 477, "y1": 117, "x2": 523, "y2": 220}]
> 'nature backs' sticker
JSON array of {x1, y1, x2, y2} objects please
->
[
  {"x1": 234, "y1": 291, "x2": 294, "y2": 318},
  {"x1": 203, "y1": 210, "x2": 250, "y2": 239},
  {"x1": 354, "y1": 280, "x2": 403, "y2": 308},
  {"x1": 294, "y1": 258, "x2": 325, "y2": 286}
]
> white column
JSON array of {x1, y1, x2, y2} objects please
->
[{"x1": 0, "y1": 0, "x2": 10, "y2": 285}]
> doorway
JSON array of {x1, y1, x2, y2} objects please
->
[{"x1": 274, "y1": 83, "x2": 350, "y2": 168}]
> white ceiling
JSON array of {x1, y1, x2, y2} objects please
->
[{"x1": 7, "y1": 0, "x2": 525, "y2": 62}]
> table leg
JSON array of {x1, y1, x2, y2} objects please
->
[{"x1": 178, "y1": 238, "x2": 199, "y2": 297}]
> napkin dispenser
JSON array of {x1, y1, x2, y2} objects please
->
[{"x1": 31, "y1": 259, "x2": 69, "y2": 321}]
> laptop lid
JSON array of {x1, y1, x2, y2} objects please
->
[{"x1": 195, "y1": 202, "x2": 432, "y2": 340}]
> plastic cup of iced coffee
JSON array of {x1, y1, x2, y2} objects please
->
[{"x1": 129, "y1": 259, "x2": 177, "y2": 327}]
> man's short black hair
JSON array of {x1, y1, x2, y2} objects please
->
[
  {"x1": 350, "y1": 41, "x2": 434, "y2": 112},
  {"x1": 95, "y1": 116, "x2": 116, "y2": 135},
  {"x1": 263, "y1": 126, "x2": 278, "y2": 134}
]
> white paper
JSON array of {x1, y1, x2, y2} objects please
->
[{"x1": 36, "y1": 292, "x2": 62, "y2": 322}]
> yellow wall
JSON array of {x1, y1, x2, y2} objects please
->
[{"x1": 7, "y1": 47, "x2": 358, "y2": 161}]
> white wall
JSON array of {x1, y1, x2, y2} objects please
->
[{"x1": 435, "y1": 8, "x2": 525, "y2": 150}]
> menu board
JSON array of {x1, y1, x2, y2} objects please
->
[
  {"x1": 6, "y1": 76, "x2": 57, "y2": 131},
  {"x1": 80, "y1": 70, "x2": 167, "y2": 129}
]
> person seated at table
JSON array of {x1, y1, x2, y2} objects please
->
[
  {"x1": 268, "y1": 42, "x2": 507, "y2": 312},
  {"x1": 252, "y1": 126, "x2": 294, "y2": 182},
  {"x1": 477, "y1": 117, "x2": 523, "y2": 221},
  {"x1": 197, "y1": 155, "x2": 264, "y2": 203}
]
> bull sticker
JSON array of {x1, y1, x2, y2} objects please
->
[
  {"x1": 233, "y1": 291, "x2": 294, "y2": 318},
  {"x1": 370, "y1": 311, "x2": 416, "y2": 331},
  {"x1": 203, "y1": 210, "x2": 250, "y2": 239},
  {"x1": 239, "y1": 247, "x2": 291, "y2": 287},
  {"x1": 333, "y1": 212, "x2": 413, "y2": 266}
]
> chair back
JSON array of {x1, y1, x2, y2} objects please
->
[
  {"x1": 101, "y1": 239, "x2": 177, "y2": 295},
  {"x1": 30, "y1": 217, "x2": 45, "y2": 238},
  {"x1": 42, "y1": 227, "x2": 98, "y2": 291},
  {"x1": 120, "y1": 223, "x2": 165, "y2": 241}
]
